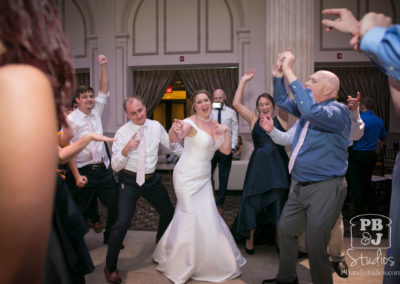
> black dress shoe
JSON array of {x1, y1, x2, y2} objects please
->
[
  {"x1": 245, "y1": 247, "x2": 255, "y2": 255},
  {"x1": 104, "y1": 267, "x2": 122, "y2": 283},
  {"x1": 332, "y1": 260, "x2": 349, "y2": 278},
  {"x1": 262, "y1": 277, "x2": 299, "y2": 284},
  {"x1": 297, "y1": 250, "x2": 308, "y2": 260}
]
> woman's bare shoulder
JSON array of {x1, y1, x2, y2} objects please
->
[{"x1": 0, "y1": 64, "x2": 51, "y2": 92}]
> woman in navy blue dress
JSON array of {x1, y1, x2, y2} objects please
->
[{"x1": 231, "y1": 71, "x2": 290, "y2": 254}]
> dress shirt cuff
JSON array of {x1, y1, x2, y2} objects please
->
[
  {"x1": 350, "y1": 107, "x2": 360, "y2": 120},
  {"x1": 96, "y1": 91, "x2": 110, "y2": 105},
  {"x1": 288, "y1": 79, "x2": 304, "y2": 94},
  {"x1": 267, "y1": 127, "x2": 292, "y2": 147},
  {"x1": 360, "y1": 26, "x2": 387, "y2": 57},
  {"x1": 111, "y1": 152, "x2": 128, "y2": 172},
  {"x1": 170, "y1": 142, "x2": 183, "y2": 156}
]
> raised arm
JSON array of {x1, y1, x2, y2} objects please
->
[
  {"x1": 230, "y1": 110, "x2": 239, "y2": 149},
  {"x1": 98, "y1": 54, "x2": 108, "y2": 94},
  {"x1": 232, "y1": 71, "x2": 258, "y2": 126},
  {"x1": 347, "y1": 92, "x2": 364, "y2": 141},
  {"x1": 94, "y1": 54, "x2": 109, "y2": 116}
]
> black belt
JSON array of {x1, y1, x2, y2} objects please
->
[
  {"x1": 298, "y1": 176, "x2": 342, "y2": 187},
  {"x1": 122, "y1": 169, "x2": 154, "y2": 181},
  {"x1": 80, "y1": 163, "x2": 105, "y2": 170},
  {"x1": 299, "y1": 180, "x2": 321, "y2": 187}
]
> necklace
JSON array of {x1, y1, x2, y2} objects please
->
[{"x1": 197, "y1": 115, "x2": 211, "y2": 123}]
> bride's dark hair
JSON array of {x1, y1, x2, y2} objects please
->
[
  {"x1": 191, "y1": 89, "x2": 213, "y2": 114},
  {"x1": 0, "y1": 0, "x2": 75, "y2": 124}
]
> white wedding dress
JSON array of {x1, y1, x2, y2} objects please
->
[{"x1": 152, "y1": 118, "x2": 246, "y2": 284}]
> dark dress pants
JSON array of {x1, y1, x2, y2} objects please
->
[
  {"x1": 346, "y1": 150, "x2": 377, "y2": 215},
  {"x1": 106, "y1": 171, "x2": 174, "y2": 271},
  {"x1": 67, "y1": 166, "x2": 118, "y2": 241},
  {"x1": 211, "y1": 150, "x2": 233, "y2": 207}
]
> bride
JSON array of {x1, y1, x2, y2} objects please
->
[{"x1": 152, "y1": 90, "x2": 246, "y2": 284}]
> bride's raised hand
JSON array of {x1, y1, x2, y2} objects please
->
[{"x1": 172, "y1": 119, "x2": 185, "y2": 138}]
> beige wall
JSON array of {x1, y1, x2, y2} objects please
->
[{"x1": 60, "y1": 0, "x2": 400, "y2": 134}]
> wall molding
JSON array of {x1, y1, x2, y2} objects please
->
[
  {"x1": 205, "y1": 0, "x2": 234, "y2": 53},
  {"x1": 163, "y1": 0, "x2": 201, "y2": 54},
  {"x1": 133, "y1": 0, "x2": 159, "y2": 56}
]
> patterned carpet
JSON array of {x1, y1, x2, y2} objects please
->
[
  {"x1": 98, "y1": 172, "x2": 241, "y2": 231},
  {"x1": 98, "y1": 172, "x2": 391, "y2": 238}
]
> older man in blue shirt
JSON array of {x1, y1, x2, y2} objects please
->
[
  {"x1": 321, "y1": 9, "x2": 400, "y2": 283},
  {"x1": 262, "y1": 51, "x2": 351, "y2": 284}
]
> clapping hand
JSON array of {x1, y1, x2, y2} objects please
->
[
  {"x1": 259, "y1": 114, "x2": 274, "y2": 133},
  {"x1": 347, "y1": 91, "x2": 361, "y2": 111},
  {"x1": 212, "y1": 121, "x2": 229, "y2": 135},
  {"x1": 172, "y1": 119, "x2": 185, "y2": 139}
]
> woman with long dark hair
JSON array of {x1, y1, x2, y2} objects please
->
[
  {"x1": 231, "y1": 71, "x2": 290, "y2": 254},
  {"x1": 0, "y1": 1, "x2": 93, "y2": 283}
]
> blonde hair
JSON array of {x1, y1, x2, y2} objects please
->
[{"x1": 191, "y1": 89, "x2": 213, "y2": 114}]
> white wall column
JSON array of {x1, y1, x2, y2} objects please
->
[
  {"x1": 265, "y1": 0, "x2": 314, "y2": 127},
  {"x1": 92, "y1": 0, "x2": 117, "y2": 133}
]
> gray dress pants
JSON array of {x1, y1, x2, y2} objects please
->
[{"x1": 276, "y1": 176, "x2": 347, "y2": 284}]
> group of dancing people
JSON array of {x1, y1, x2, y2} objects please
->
[{"x1": 1, "y1": 1, "x2": 400, "y2": 284}]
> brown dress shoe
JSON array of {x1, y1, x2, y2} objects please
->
[
  {"x1": 104, "y1": 267, "x2": 122, "y2": 283},
  {"x1": 93, "y1": 222, "x2": 104, "y2": 233}
]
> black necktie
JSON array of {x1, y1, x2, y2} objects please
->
[{"x1": 218, "y1": 109, "x2": 221, "y2": 124}]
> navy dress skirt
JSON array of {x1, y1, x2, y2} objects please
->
[{"x1": 232, "y1": 118, "x2": 290, "y2": 241}]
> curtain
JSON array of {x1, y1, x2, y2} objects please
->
[
  {"x1": 315, "y1": 66, "x2": 390, "y2": 129},
  {"x1": 75, "y1": 71, "x2": 90, "y2": 87},
  {"x1": 133, "y1": 70, "x2": 176, "y2": 116},
  {"x1": 178, "y1": 68, "x2": 238, "y2": 107}
]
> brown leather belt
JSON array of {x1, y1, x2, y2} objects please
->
[{"x1": 122, "y1": 169, "x2": 154, "y2": 181}]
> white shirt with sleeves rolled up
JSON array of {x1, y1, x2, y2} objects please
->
[
  {"x1": 67, "y1": 91, "x2": 110, "y2": 168},
  {"x1": 111, "y1": 119, "x2": 183, "y2": 174},
  {"x1": 210, "y1": 105, "x2": 238, "y2": 149},
  {"x1": 268, "y1": 107, "x2": 365, "y2": 146}
]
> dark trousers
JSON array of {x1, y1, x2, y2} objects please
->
[
  {"x1": 106, "y1": 171, "x2": 174, "y2": 271},
  {"x1": 67, "y1": 166, "x2": 118, "y2": 241},
  {"x1": 346, "y1": 150, "x2": 377, "y2": 215},
  {"x1": 211, "y1": 150, "x2": 233, "y2": 207}
]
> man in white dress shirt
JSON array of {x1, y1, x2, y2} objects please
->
[
  {"x1": 210, "y1": 89, "x2": 238, "y2": 214},
  {"x1": 104, "y1": 96, "x2": 183, "y2": 283},
  {"x1": 67, "y1": 54, "x2": 118, "y2": 245}
]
